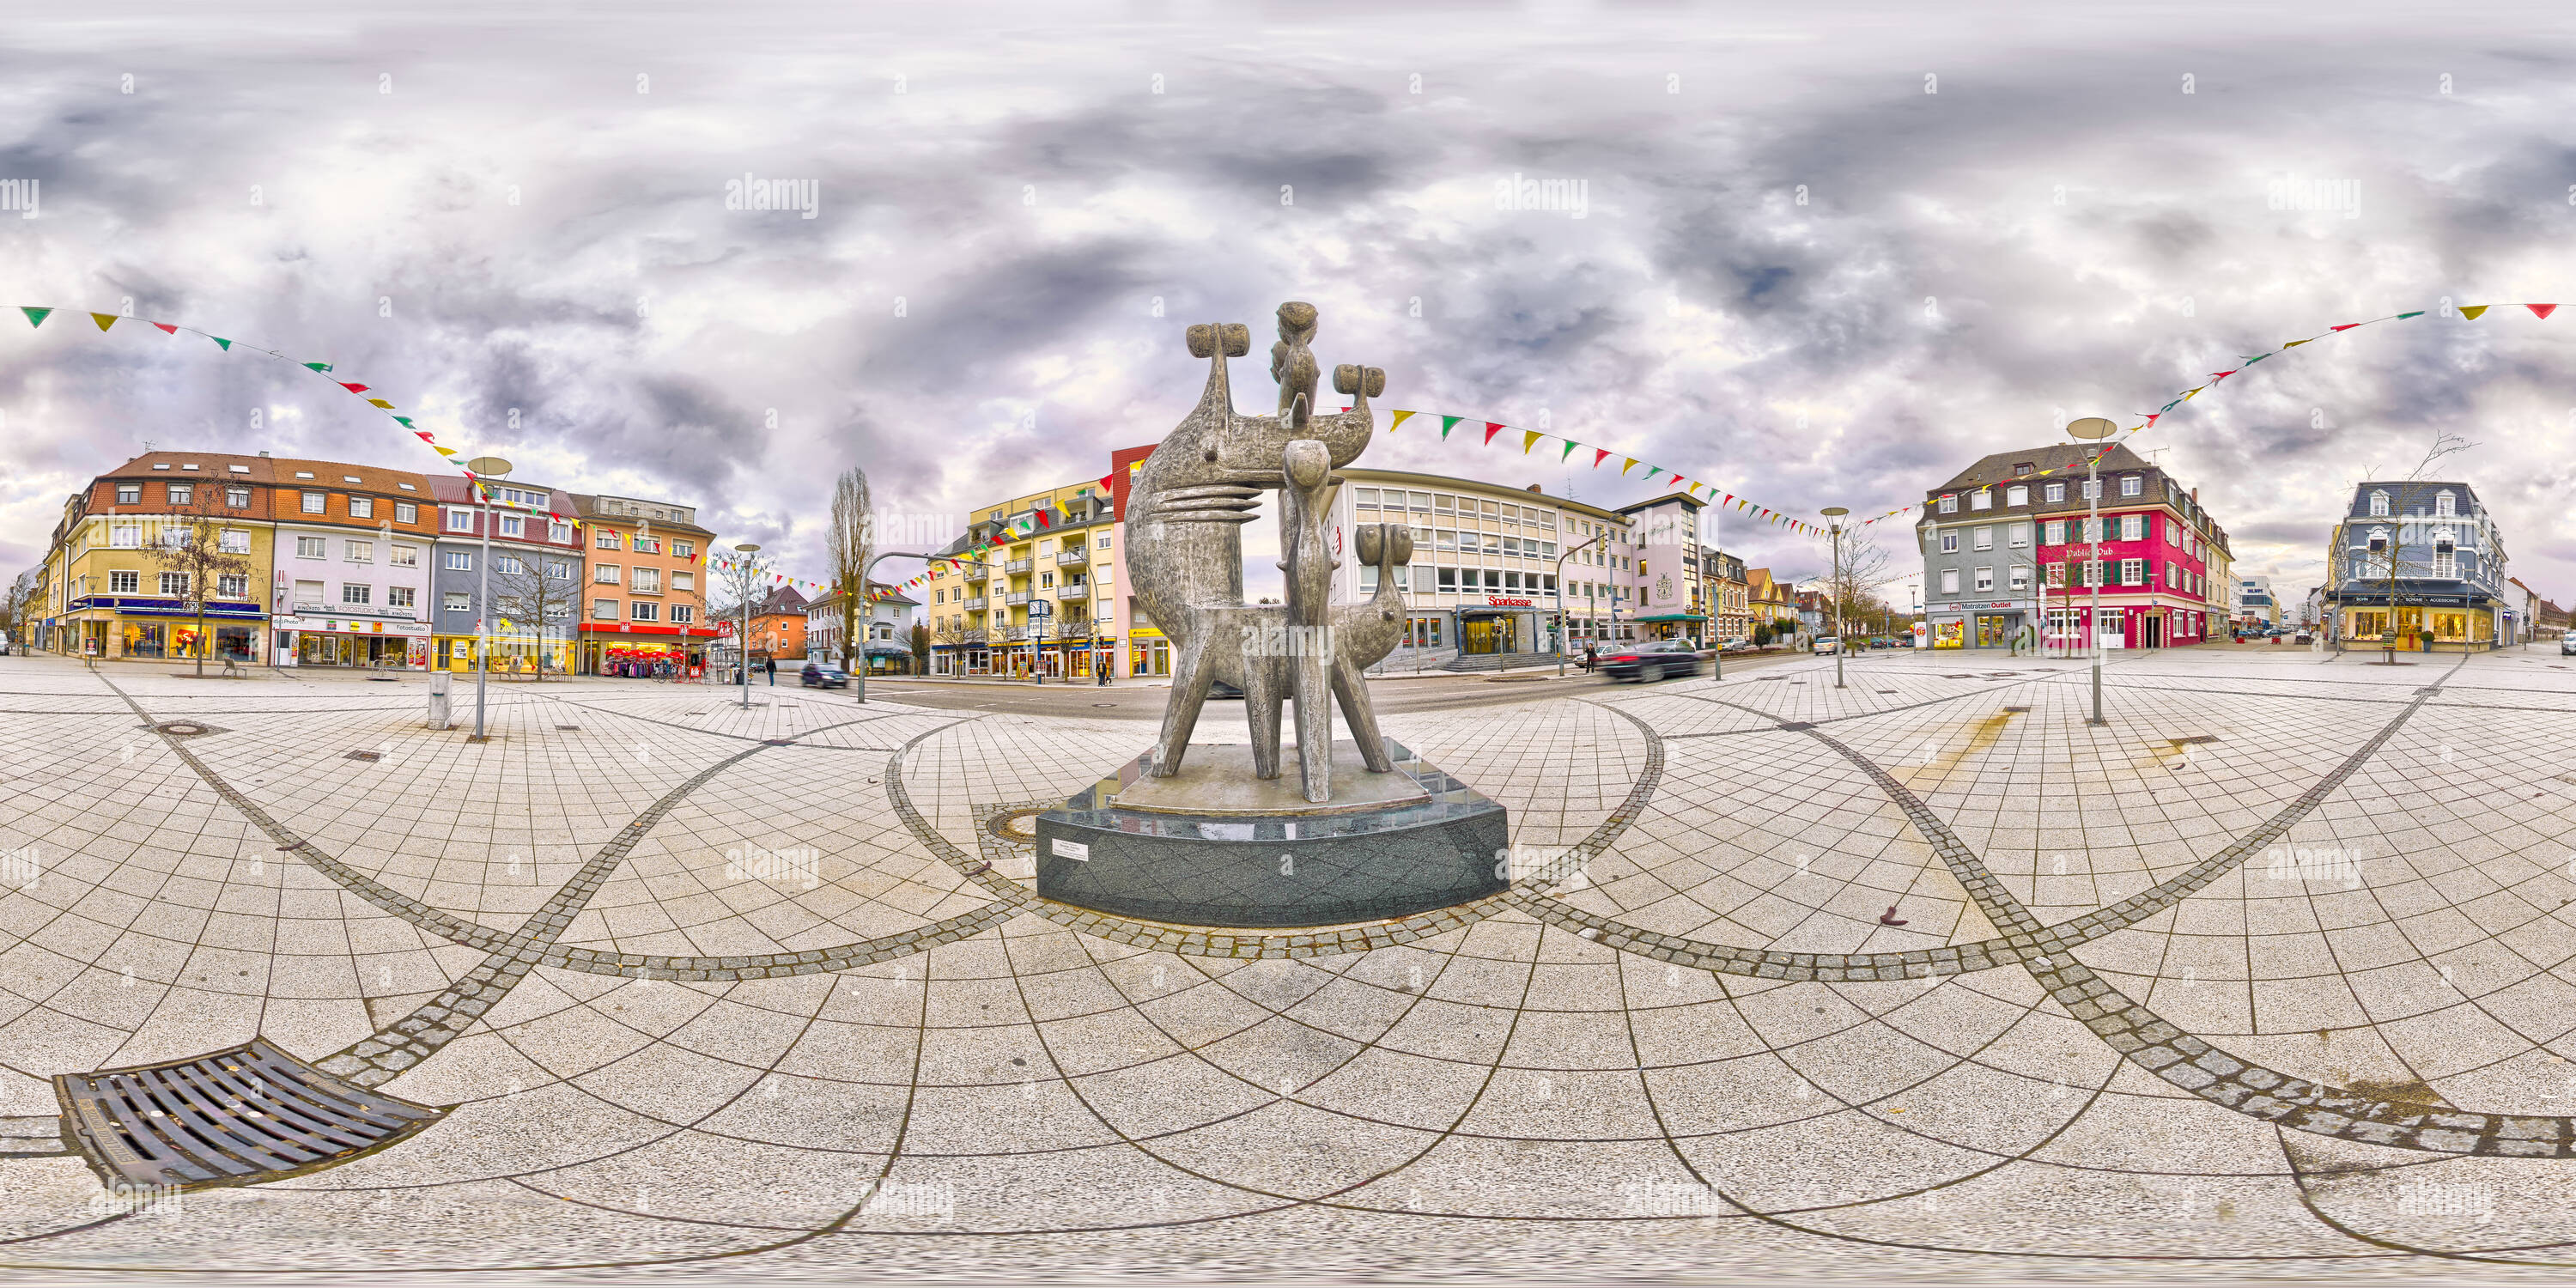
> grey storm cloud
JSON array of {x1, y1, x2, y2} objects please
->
[{"x1": 0, "y1": 1, "x2": 2572, "y2": 609}]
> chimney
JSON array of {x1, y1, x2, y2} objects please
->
[
  {"x1": 258, "y1": 450, "x2": 270, "y2": 457},
  {"x1": 2190, "y1": 487, "x2": 2197, "y2": 501}
]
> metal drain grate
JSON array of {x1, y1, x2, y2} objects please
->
[
  {"x1": 55, "y1": 1037, "x2": 445, "y2": 1192},
  {"x1": 343, "y1": 750, "x2": 382, "y2": 762},
  {"x1": 556, "y1": 725, "x2": 580, "y2": 731},
  {"x1": 2003, "y1": 705, "x2": 2032, "y2": 713}
]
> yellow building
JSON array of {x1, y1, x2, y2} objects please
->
[
  {"x1": 1744, "y1": 567, "x2": 1796, "y2": 637},
  {"x1": 38, "y1": 452, "x2": 280, "y2": 663},
  {"x1": 921, "y1": 479, "x2": 1118, "y2": 677}
]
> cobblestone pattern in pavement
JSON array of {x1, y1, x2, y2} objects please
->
[{"x1": 9, "y1": 652, "x2": 2576, "y2": 1277}]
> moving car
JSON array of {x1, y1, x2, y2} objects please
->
[
  {"x1": 799, "y1": 664, "x2": 849, "y2": 689},
  {"x1": 2561, "y1": 635, "x2": 2576, "y2": 657},
  {"x1": 1600, "y1": 641, "x2": 1702, "y2": 683},
  {"x1": 1812, "y1": 637, "x2": 1839, "y2": 655},
  {"x1": 2293, "y1": 630, "x2": 2314, "y2": 645}
]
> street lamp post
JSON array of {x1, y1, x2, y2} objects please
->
[
  {"x1": 731, "y1": 542, "x2": 761, "y2": 708},
  {"x1": 464, "y1": 456, "x2": 512, "y2": 740},
  {"x1": 1554, "y1": 532, "x2": 1606, "y2": 677},
  {"x1": 2066, "y1": 417, "x2": 2118, "y2": 725},
  {"x1": 1820, "y1": 507, "x2": 1849, "y2": 689}
]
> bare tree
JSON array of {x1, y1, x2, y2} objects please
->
[
  {"x1": 489, "y1": 546, "x2": 583, "y2": 680},
  {"x1": 1813, "y1": 533, "x2": 1905, "y2": 639},
  {"x1": 143, "y1": 502, "x2": 257, "y2": 677},
  {"x1": 908, "y1": 621, "x2": 930, "y2": 675},
  {"x1": 827, "y1": 467, "x2": 873, "y2": 673}
]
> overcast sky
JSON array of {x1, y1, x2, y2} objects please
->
[{"x1": 3, "y1": 2, "x2": 2573, "y2": 609}]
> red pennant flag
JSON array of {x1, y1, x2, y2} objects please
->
[
  {"x1": 1098, "y1": 473, "x2": 1116, "y2": 492},
  {"x1": 2210, "y1": 370, "x2": 2235, "y2": 381},
  {"x1": 1592, "y1": 448, "x2": 1611, "y2": 468},
  {"x1": 1035, "y1": 511, "x2": 1052, "y2": 528},
  {"x1": 152, "y1": 322, "x2": 178, "y2": 335},
  {"x1": 1482, "y1": 422, "x2": 1504, "y2": 446},
  {"x1": 338, "y1": 382, "x2": 369, "y2": 394},
  {"x1": 2530, "y1": 303, "x2": 2559, "y2": 319},
  {"x1": 2330, "y1": 323, "x2": 2361, "y2": 331},
  {"x1": 2143, "y1": 413, "x2": 2160, "y2": 424}
]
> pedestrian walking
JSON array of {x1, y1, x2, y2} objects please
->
[
  {"x1": 766, "y1": 656, "x2": 777, "y2": 684},
  {"x1": 1583, "y1": 643, "x2": 1597, "y2": 673}
]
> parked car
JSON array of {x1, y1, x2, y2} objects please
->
[
  {"x1": 799, "y1": 664, "x2": 849, "y2": 689},
  {"x1": 2561, "y1": 635, "x2": 2576, "y2": 657},
  {"x1": 2293, "y1": 630, "x2": 2314, "y2": 645},
  {"x1": 1812, "y1": 637, "x2": 1840, "y2": 655},
  {"x1": 1601, "y1": 641, "x2": 1703, "y2": 683}
]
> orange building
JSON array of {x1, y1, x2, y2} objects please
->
[
  {"x1": 568, "y1": 491, "x2": 722, "y2": 675},
  {"x1": 746, "y1": 586, "x2": 811, "y2": 662}
]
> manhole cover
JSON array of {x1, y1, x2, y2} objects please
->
[
  {"x1": 344, "y1": 750, "x2": 382, "y2": 762},
  {"x1": 1777, "y1": 721, "x2": 1815, "y2": 732},
  {"x1": 55, "y1": 1037, "x2": 445, "y2": 1192},
  {"x1": 988, "y1": 807, "x2": 1047, "y2": 843},
  {"x1": 155, "y1": 722, "x2": 211, "y2": 738}
]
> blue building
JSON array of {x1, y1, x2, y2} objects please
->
[{"x1": 2322, "y1": 481, "x2": 2510, "y2": 649}]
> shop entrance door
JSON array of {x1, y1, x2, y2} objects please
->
[
  {"x1": 2144, "y1": 616, "x2": 2165, "y2": 648},
  {"x1": 1462, "y1": 618, "x2": 1498, "y2": 654}
]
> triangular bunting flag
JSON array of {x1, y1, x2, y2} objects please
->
[
  {"x1": 367, "y1": 398, "x2": 394, "y2": 408},
  {"x1": 1439, "y1": 416, "x2": 1462, "y2": 438},
  {"x1": 2528, "y1": 303, "x2": 2557, "y2": 319},
  {"x1": 1621, "y1": 459, "x2": 1637, "y2": 476},
  {"x1": 1593, "y1": 448, "x2": 1612, "y2": 467},
  {"x1": 2283, "y1": 338, "x2": 2310, "y2": 347},
  {"x1": 1388, "y1": 410, "x2": 1416, "y2": 431},
  {"x1": 2395, "y1": 311, "x2": 2423, "y2": 319},
  {"x1": 152, "y1": 322, "x2": 177, "y2": 335},
  {"x1": 2330, "y1": 323, "x2": 2362, "y2": 331},
  {"x1": 20, "y1": 307, "x2": 50, "y2": 328},
  {"x1": 339, "y1": 383, "x2": 369, "y2": 393},
  {"x1": 1560, "y1": 440, "x2": 1579, "y2": 462},
  {"x1": 2210, "y1": 370, "x2": 2235, "y2": 381},
  {"x1": 1522, "y1": 429, "x2": 1542, "y2": 453},
  {"x1": 89, "y1": 313, "x2": 117, "y2": 331},
  {"x1": 303, "y1": 361, "x2": 332, "y2": 372},
  {"x1": 1482, "y1": 422, "x2": 1504, "y2": 446},
  {"x1": 210, "y1": 337, "x2": 231, "y2": 349},
  {"x1": 2458, "y1": 305, "x2": 2488, "y2": 320}
]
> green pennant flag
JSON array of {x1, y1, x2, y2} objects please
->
[
  {"x1": 20, "y1": 307, "x2": 51, "y2": 328},
  {"x1": 303, "y1": 361, "x2": 332, "y2": 372},
  {"x1": 2396, "y1": 311, "x2": 2423, "y2": 319},
  {"x1": 1643, "y1": 466, "x2": 1663, "y2": 481},
  {"x1": 392, "y1": 416, "x2": 414, "y2": 428},
  {"x1": 1439, "y1": 415, "x2": 1462, "y2": 439},
  {"x1": 1559, "y1": 440, "x2": 1579, "y2": 462},
  {"x1": 210, "y1": 337, "x2": 232, "y2": 349}
]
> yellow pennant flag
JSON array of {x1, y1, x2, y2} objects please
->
[
  {"x1": 367, "y1": 398, "x2": 394, "y2": 408},
  {"x1": 1388, "y1": 410, "x2": 1415, "y2": 432},
  {"x1": 2182, "y1": 386, "x2": 2203, "y2": 400},
  {"x1": 90, "y1": 313, "x2": 117, "y2": 331},
  {"x1": 2458, "y1": 304, "x2": 2489, "y2": 320},
  {"x1": 1621, "y1": 458, "x2": 1637, "y2": 475},
  {"x1": 435, "y1": 446, "x2": 459, "y2": 456},
  {"x1": 2283, "y1": 338, "x2": 2311, "y2": 347},
  {"x1": 1522, "y1": 430, "x2": 1542, "y2": 453}
]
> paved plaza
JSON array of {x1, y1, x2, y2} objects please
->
[{"x1": 6, "y1": 646, "x2": 2576, "y2": 1280}]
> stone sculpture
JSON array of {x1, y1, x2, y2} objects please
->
[{"x1": 1124, "y1": 301, "x2": 1407, "y2": 803}]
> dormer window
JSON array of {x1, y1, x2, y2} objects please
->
[
  {"x1": 2368, "y1": 489, "x2": 2390, "y2": 516},
  {"x1": 2434, "y1": 489, "x2": 2456, "y2": 516}
]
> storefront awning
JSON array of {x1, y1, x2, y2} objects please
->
[{"x1": 1631, "y1": 612, "x2": 1706, "y2": 623}]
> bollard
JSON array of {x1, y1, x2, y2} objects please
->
[{"x1": 428, "y1": 671, "x2": 453, "y2": 730}]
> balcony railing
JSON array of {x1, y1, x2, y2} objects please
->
[
  {"x1": 963, "y1": 565, "x2": 988, "y2": 580},
  {"x1": 1005, "y1": 558, "x2": 1034, "y2": 574},
  {"x1": 1004, "y1": 591, "x2": 1032, "y2": 605},
  {"x1": 1054, "y1": 549, "x2": 1087, "y2": 566},
  {"x1": 1056, "y1": 583, "x2": 1088, "y2": 598},
  {"x1": 963, "y1": 596, "x2": 987, "y2": 610}
]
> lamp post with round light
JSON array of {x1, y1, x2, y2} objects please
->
[
  {"x1": 731, "y1": 542, "x2": 762, "y2": 709},
  {"x1": 465, "y1": 456, "x2": 512, "y2": 740},
  {"x1": 2065, "y1": 417, "x2": 2118, "y2": 725},
  {"x1": 1820, "y1": 507, "x2": 1850, "y2": 689}
]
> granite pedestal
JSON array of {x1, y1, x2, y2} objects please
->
[{"x1": 1035, "y1": 737, "x2": 1509, "y2": 928}]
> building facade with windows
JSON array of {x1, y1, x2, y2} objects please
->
[
  {"x1": 924, "y1": 479, "x2": 1120, "y2": 677},
  {"x1": 428, "y1": 477, "x2": 586, "y2": 674},
  {"x1": 569, "y1": 493, "x2": 720, "y2": 674},
  {"x1": 38, "y1": 451, "x2": 279, "y2": 663},
  {"x1": 262, "y1": 459, "x2": 439, "y2": 667},
  {"x1": 746, "y1": 585, "x2": 811, "y2": 663},
  {"x1": 808, "y1": 582, "x2": 921, "y2": 673},
  {"x1": 2322, "y1": 481, "x2": 2509, "y2": 649},
  {"x1": 1327, "y1": 469, "x2": 1634, "y2": 665},
  {"x1": 1918, "y1": 443, "x2": 2233, "y2": 650},
  {"x1": 2236, "y1": 576, "x2": 2279, "y2": 629}
]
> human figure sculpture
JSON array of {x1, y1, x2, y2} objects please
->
[{"x1": 1124, "y1": 301, "x2": 1400, "y2": 802}]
